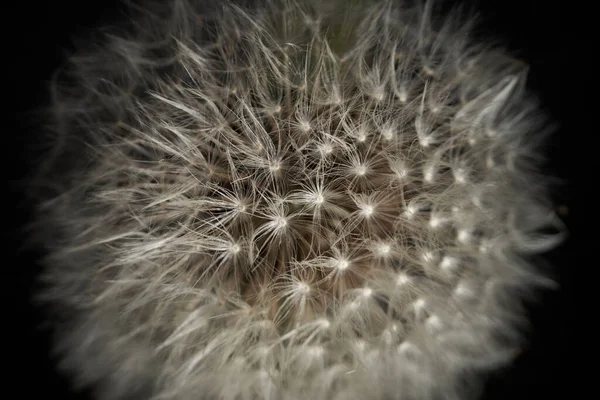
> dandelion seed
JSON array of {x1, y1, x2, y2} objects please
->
[
  {"x1": 381, "y1": 127, "x2": 394, "y2": 141},
  {"x1": 396, "y1": 273, "x2": 411, "y2": 286},
  {"x1": 336, "y1": 259, "x2": 349, "y2": 271},
  {"x1": 354, "y1": 164, "x2": 368, "y2": 176},
  {"x1": 440, "y1": 256, "x2": 458, "y2": 272}
]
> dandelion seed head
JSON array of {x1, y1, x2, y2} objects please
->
[{"x1": 29, "y1": 0, "x2": 564, "y2": 399}]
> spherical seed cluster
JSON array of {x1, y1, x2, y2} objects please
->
[{"x1": 32, "y1": 1, "x2": 564, "y2": 400}]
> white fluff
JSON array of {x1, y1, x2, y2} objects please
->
[{"x1": 30, "y1": 1, "x2": 564, "y2": 399}]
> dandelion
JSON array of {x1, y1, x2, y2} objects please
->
[{"x1": 29, "y1": 1, "x2": 564, "y2": 399}]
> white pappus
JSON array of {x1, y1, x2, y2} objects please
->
[{"x1": 29, "y1": 1, "x2": 565, "y2": 399}]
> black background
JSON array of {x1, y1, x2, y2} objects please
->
[{"x1": 7, "y1": 0, "x2": 571, "y2": 399}]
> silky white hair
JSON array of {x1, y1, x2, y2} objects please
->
[{"x1": 30, "y1": 1, "x2": 564, "y2": 399}]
